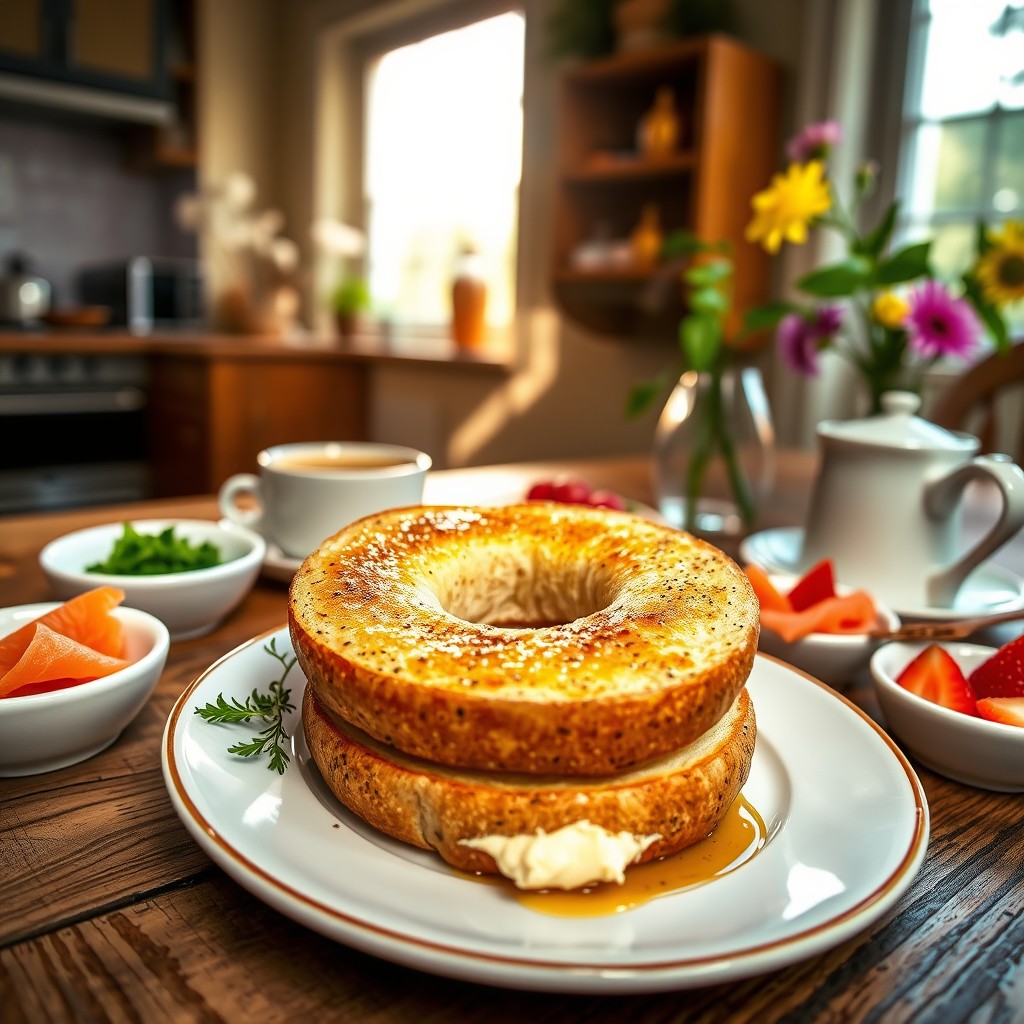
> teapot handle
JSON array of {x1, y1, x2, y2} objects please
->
[{"x1": 924, "y1": 455, "x2": 1024, "y2": 607}]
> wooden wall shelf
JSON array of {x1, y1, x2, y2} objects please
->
[{"x1": 552, "y1": 34, "x2": 782, "y2": 341}]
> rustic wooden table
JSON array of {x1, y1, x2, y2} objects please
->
[{"x1": 2, "y1": 455, "x2": 1022, "y2": 1023}]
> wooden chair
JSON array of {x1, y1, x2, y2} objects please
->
[{"x1": 930, "y1": 340, "x2": 1024, "y2": 458}]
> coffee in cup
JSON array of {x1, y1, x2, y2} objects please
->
[{"x1": 218, "y1": 442, "x2": 432, "y2": 559}]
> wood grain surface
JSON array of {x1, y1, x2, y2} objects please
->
[{"x1": 2, "y1": 456, "x2": 1023, "y2": 1024}]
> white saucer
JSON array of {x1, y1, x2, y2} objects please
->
[
  {"x1": 262, "y1": 543, "x2": 303, "y2": 584},
  {"x1": 740, "y1": 526, "x2": 1024, "y2": 622}
]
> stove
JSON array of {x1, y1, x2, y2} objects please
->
[{"x1": 0, "y1": 351, "x2": 151, "y2": 514}]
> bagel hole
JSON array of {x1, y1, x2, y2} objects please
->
[{"x1": 431, "y1": 545, "x2": 616, "y2": 629}]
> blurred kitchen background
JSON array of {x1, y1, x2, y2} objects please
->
[{"x1": 0, "y1": 0, "x2": 1020, "y2": 514}]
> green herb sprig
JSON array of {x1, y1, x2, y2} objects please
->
[
  {"x1": 194, "y1": 638, "x2": 297, "y2": 774},
  {"x1": 87, "y1": 522, "x2": 222, "y2": 575}
]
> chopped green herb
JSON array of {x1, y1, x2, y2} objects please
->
[
  {"x1": 87, "y1": 522, "x2": 222, "y2": 575},
  {"x1": 194, "y1": 637, "x2": 297, "y2": 773}
]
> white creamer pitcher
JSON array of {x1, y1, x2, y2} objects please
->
[{"x1": 800, "y1": 391, "x2": 1024, "y2": 609}]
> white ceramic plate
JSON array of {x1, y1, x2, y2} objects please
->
[
  {"x1": 740, "y1": 526, "x2": 1024, "y2": 622},
  {"x1": 162, "y1": 629, "x2": 928, "y2": 994}
]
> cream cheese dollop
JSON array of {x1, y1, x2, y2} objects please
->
[{"x1": 459, "y1": 819, "x2": 660, "y2": 890}]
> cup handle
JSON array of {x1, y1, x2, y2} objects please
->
[
  {"x1": 924, "y1": 455, "x2": 1024, "y2": 607},
  {"x1": 218, "y1": 473, "x2": 264, "y2": 533}
]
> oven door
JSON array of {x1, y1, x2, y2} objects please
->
[{"x1": 0, "y1": 354, "x2": 151, "y2": 514}]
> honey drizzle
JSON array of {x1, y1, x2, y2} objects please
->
[{"x1": 466, "y1": 795, "x2": 766, "y2": 917}]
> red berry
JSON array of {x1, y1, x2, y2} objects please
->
[
  {"x1": 588, "y1": 489, "x2": 626, "y2": 511},
  {"x1": 526, "y1": 480, "x2": 557, "y2": 501},
  {"x1": 976, "y1": 696, "x2": 1024, "y2": 727},
  {"x1": 968, "y1": 634, "x2": 1024, "y2": 699},
  {"x1": 551, "y1": 479, "x2": 592, "y2": 505},
  {"x1": 786, "y1": 559, "x2": 837, "y2": 611},
  {"x1": 896, "y1": 644, "x2": 978, "y2": 716}
]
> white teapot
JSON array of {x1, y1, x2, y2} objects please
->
[{"x1": 800, "y1": 391, "x2": 1024, "y2": 609}]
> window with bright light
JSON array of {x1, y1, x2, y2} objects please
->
[
  {"x1": 362, "y1": 11, "x2": 525, "y2": 335},
  {"x1": 895, "y1": 0, "x2": 1023, "y2": 284}
]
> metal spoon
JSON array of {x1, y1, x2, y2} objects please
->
[{"x1": 869, "y1": 606, "x2": 1024, "y2": 643}]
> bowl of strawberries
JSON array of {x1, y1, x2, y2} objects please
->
[{"x1": 870, "y1": 635, "x2": 1024, "y2": 792}]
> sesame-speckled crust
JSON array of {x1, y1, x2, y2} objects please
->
[
  {"x1": 288, "y1": 504, "x2": 759, "y2": 776},
  {"x1": 302, "y1": 684, "x2": 756, "y2": 875}
]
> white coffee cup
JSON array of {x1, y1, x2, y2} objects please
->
[
  {"x1": 800, "y1": 392, "x2": 1024, "y2": 609},
  {"x1": 218, "y1": 442, "x2": 432, "y2": 559}
]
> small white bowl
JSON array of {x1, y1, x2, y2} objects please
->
[
  {"x1": 0, "y1": 602, "x2": 170, "y2": 776},
  {"x1": 870, "y1": 641, "x2": 1024, "y2": 792},
  {"x1": 39, "y1": 519, "x2": 266, "y2": 641},
  {"x1": 756, "y1": 574, "x2": 900, "y2": 688}
]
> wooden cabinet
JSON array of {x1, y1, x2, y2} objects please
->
[
  {"x1": 552, "y1": 34, "x2": 782, "y2": 340},
  {"x1": 148, "y1": 351, "x2": 370, "y2": 497},
  {"x1": 0, "y1": 0, "x2": 171, "y2": 101}
]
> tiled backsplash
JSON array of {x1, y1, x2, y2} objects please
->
[{"x1": 0, "y1": 103, "x2": 196, "y2": 309}]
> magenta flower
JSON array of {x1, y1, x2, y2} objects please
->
[
  {"x1": 777, "y1": 305, "x2": 843, "y2": 375},
  {"x1": 786, "y1": 121, "x2": 842, "y2": 163},
  {"x1": 905, "y1": 281, "x2": 982, "y2": 358}
]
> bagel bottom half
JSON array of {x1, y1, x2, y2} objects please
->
[{"x1": 302, "y1": 683, "x2": 756, "y2": 879}]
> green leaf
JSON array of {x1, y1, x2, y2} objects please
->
[
  {"x1": 660, "y1": 230, "x2": 706, "y2": 260},
  {"x1": 680, "y1": 313, "x2": 721, "y2": 371},
  {"x1": 740, "y1": 302, "x2": 792, "y2": 333},
  {"x1": 684, "y1": 259, "x2": 732, "y2": 287},
  {"x1": 688, "y1": 285, "x2": 729, "y2": 316},
  {"x1": 625, "y1": 370, "x2": 673, "y2": 418},
  {"x1": 975, "y1": 218, "x2": 993, "y2": 256},
  {"x1": 796, "y1": 257, "x2": 872, "y2": 297},
  {"x1": 856, "y1": 200, "x2": 898, "y2": 258},
  {"x1": 874, "y1": 241, "x2": 931, "y2": 285},
  {"x1": 962, "y1": 272, "x2": 1010, "y2": 353},
  {"x1": 86, "y1": 522, "x2": 222, "y2": 575}
]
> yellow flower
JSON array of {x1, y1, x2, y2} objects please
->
[
  {"x1": 872, "y1": 290, "x2": 909, "y2": 329},
  {"x1": 975, "y1": 221, "x2": 1024, "y2": 305},
  {"x1": 745, "y1": 161, "x2": 832, "y2": 254}
]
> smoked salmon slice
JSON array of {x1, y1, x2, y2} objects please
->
[
  {"x1": 759, "y1": 591, "x2": 878, "y2": 643},
  {"x1": 0, "y1": 623, "x2": 130, "y2": 697},
  {"x1": 0, "y1": 585, "x2": 125, "y2": 677},
  {"x1": 744, "y1": 562, "x2": 878, "y2": 642}
]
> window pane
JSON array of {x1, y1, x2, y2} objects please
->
[
  {"x1": 917, "y1": 0, "x2": 1024, "y2": 118},
  {"x1": 931, "y1": 118, "x2": 987, "y2": 212},
  {"x1": 994, "y1": 110, "x2": 1024, "y2": 213},
  {"x1": 364, "y1": 12, "x2": 525, "y2": 331}
]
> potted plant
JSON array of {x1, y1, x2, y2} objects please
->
[{"x1": 331, "y1": 277, "x2": 371, "y2": 340}]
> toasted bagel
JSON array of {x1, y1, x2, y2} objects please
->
[
  {"x1": 288, "y1": 504, "x2": 758, "y2": 776},
  {"x1": 302, "y1": 683, "x2": 756, "y2": 876}
]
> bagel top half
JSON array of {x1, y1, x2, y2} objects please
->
[{"x1": 288, "y1": 503, "x2": 759, "y2": 776}]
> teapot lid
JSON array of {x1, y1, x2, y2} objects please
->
[{"x1": 817, "y1": 391, "x2": 977, "y2": 451}]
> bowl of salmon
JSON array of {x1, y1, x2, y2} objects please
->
[
  {"x1": 0, "y1": 589, "x2": 170, "y2": 776},
  {"x1": 744, "y1": 560, "x2": 899, "y2": 688}
]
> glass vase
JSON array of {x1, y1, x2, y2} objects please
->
[{"x1": 653, "y1": 365, "x2": 776, "y2": 537}]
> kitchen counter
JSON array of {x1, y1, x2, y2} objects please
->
[
  {"x1": 0, "y1": 329, "x2": 516, "y2": 372},
  {"x1": 1, "y1": 330, "x2": 515, "y2": 502}
]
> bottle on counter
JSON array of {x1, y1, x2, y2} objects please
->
[{"x1": 451, "y1": 244, "x2": 488, "y2": 351}]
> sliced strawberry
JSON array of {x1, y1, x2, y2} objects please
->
[
  {"x1": 787, "y1": 559, "x2": 837, "y2": 612},
  {"x1": 526, "y1": 480, "x2": 557, "y2": 501},
  {"x1": 896, "y1": 644, "x2": 978, "y2": 716},
  {"x1": 968, "y1": 634, "x2": 1024, "y2": 699},
  {"x1": 976, "y1": 696, "x2": 1024, "y2": 728}
]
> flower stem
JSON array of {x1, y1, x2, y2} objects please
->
[{"x1": 684, "y1": 363, "x2": 757, "y2": 531}]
